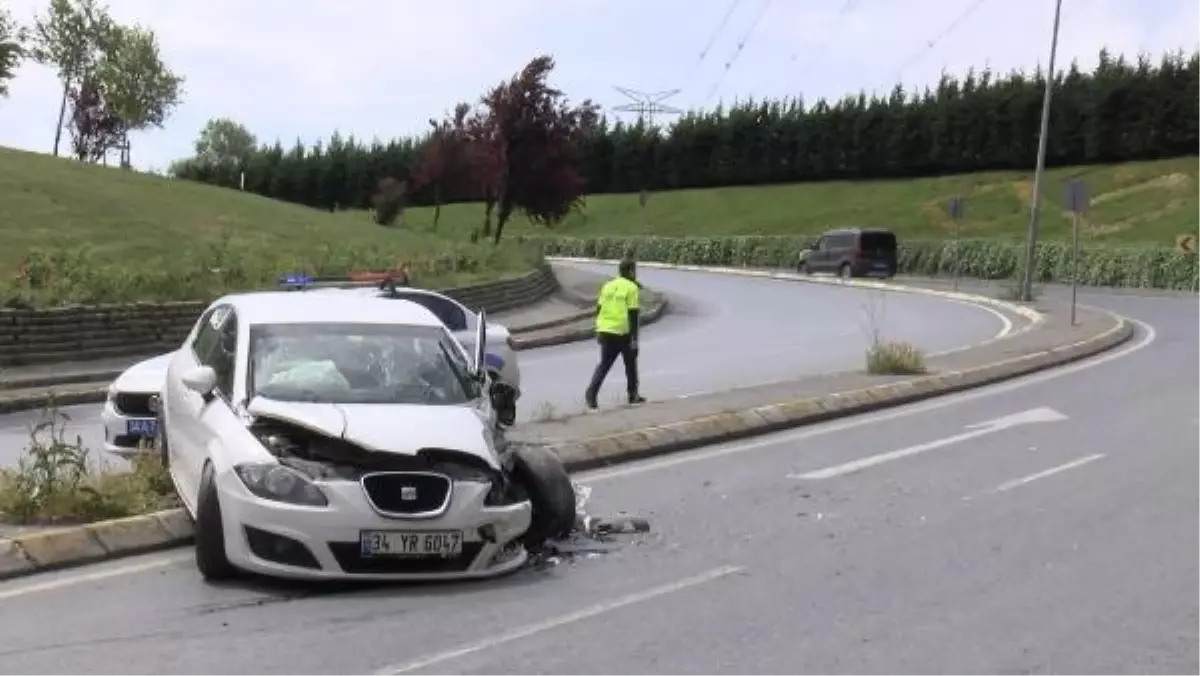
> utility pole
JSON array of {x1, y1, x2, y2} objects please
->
[
  {"x1": 612, "y1": 86, "x2": 683, "y2": 205},
  {"x1": 1019, "y1": 0, "x2": 1064, "y2": 302}
]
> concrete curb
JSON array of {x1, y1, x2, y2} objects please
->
[
  {"x1": 548, "y1": 309, "x2": 1133, "y2": 471},
  {"x1": 0, "y1": 296, "x2": 669, "y2": 416},
  {"x1": 0, "y1": 303, "x2": 1130, "y2": 582},
  {"x1": 548, "y1": 257, "x2": 1045, "y2": 324}
]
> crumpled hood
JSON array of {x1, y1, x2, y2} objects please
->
[
  {"x1": 112, "y1": 352, "x2": 176, "y2": 394},
  {"x1": 246, "y1": 397, "x2": 500, "y2": 468}
]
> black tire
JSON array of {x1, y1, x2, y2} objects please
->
[
  {"x1": 156, "y1": 411, "x2": 170, "y2": 470},
  {"x1": 510, "y1": 445, "x2": 576, "y2": 549},
  {"x1": 194, "y1": 463, "x2": 238, "y2": 581},
  {"x1": 839, "y1": 262, "x2": 853, "y2": 279},
  {"x1": 797, "y1": 261, "x2": 810, "y2": 275}
]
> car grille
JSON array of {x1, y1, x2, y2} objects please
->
[
  {"x1": 113, "y1": 392, "x2": 156, "y2": 417},
  {"x1": 361, "y1": 472, "x2": 452, "y2": 517},
  {"x1": 327, "y1": 542, "x2": 484, "y2": 575}
]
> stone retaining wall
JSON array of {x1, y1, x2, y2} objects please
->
[{"x1": 0, "y1": 263, "x2": 558, "y2": 367}]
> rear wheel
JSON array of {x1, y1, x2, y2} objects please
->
[
  {"x1": 510, "y1": 445, "x2": 576, "y2": 549},
  {"x1": 194, "y1": 464, "x2": 238, "y2": 581},
  {"x1": 839, "y1": 262, "x2": 853, "y2": 279}
]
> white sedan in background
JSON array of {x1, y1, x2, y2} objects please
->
[
  {"x1": 158, "y1": 291, "x2": 574, "y2": 582},
  {"x1": 101, "y1": 352, "x2": 175, "y2": 454}
]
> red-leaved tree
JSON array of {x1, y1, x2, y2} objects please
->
[
  {"x1": 413, "y1": 102, "x2": 473, "y2": 230},
  {"x1": 463, "y1": 107, "x2": 504, "y2": 239},
  {"x1": 478, "y1": 55, "x2": 599, "y2": 244},
  {"x1": 67, "y1": 76, "x2": 123, "y2": 163}
]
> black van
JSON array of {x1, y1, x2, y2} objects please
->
[{"x1": 796, "y1": 227, "x2": 898, "y2": 278}]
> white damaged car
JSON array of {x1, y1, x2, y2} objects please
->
[
  {"x1": 105, "y1": 281, "x2": 524, "y2": 453},
  {"x1": 158, "y1": 291, "x2": 575, "y2": 582}
]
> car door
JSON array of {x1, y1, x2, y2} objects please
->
[
  {"x1": 167, "y1": 305, "x2": 226, "y2": 504},
  {"x1": 172, "y1": 305, "x2": 240, "y2": 505},
  {"x1": 809, "y1": 236, "x2": 831, "y2": 272}
]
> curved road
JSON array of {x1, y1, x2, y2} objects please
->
[
  {"x1": 0, "y1": 263, "x2": 1006, "y2": 467},
  {"x1": 0, "y1": 285, "x2": 1193, "y2": 674}
]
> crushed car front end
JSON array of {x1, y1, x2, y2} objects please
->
[
  {"x1": 212, "y1": 402, "x2": 535, "y2": 581},
  {"x1": 215, "y1": 461, "x2": 533, "y2": 581}
]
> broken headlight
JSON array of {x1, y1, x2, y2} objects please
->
[{"x1": 234, "y1": 463, "x2": 328, "y2": 507}]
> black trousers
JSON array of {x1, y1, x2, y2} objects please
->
[{"x1": 586, "y1": 331, "x2": 639, "y2": 400}]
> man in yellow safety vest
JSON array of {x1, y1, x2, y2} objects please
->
[{"x1": 585, "y1": 258, "x2": 646, "y2": 409}]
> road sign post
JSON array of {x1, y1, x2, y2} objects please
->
[
  {"x1": 1176, "y1": 233, "x2": 1196, "y2": 254},
  {"x1": 1065, "y1": 179, "x2": 1089, "y2": 326},
  {"x1": 946, "y1": 196, "x2": 966, "y2": 290}
]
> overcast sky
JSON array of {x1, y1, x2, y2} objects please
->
[{"x1": 0, "y1": 0, "x2": 1195, "y2": 172}]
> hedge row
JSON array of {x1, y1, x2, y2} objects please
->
[{"x1": 526, "y1": 236, "x2": 1199, "y2": 291}]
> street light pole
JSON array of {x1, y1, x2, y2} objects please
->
[{"x1": 1019, "y1": 0, "x2": 1064, "y2": 302}]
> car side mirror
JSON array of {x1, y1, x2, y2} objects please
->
[
  {"x1": 471, "y1": 310, "x2": 488, "y2": 382},
  {"x1": 182, "y1": 365, "x2": 218, "y2": 401}
]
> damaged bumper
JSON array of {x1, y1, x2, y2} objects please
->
[{"x1": 216, "y1": 471, "x2": 533, "y2": 581}]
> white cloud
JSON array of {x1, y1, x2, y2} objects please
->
[{"x1": 0, "y1": 0, "x2": 1193, "y2": 171}]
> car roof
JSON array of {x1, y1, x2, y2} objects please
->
[
  {"x1": 211, "y1": 291, "x2": 447, "y2": 327},
  {"x1": 312, "y1": 285, "x2": 464, "y2": 304},
  {"x1": 823, "y1": 227, "x2": 895, "y2": 235}
]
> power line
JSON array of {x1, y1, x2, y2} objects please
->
[
  {"x1": 704, "y1": 0, "x2": 776, "y2": 104},
  {"x1": 682, "y1": 0, "x2": 745, "y2": 88},
  {"x1": 788, "y1": 0, "x2": 859, "y2": 81},
  {"x1": 890, "y1": 0, "x2": 992, "y2": 84}
]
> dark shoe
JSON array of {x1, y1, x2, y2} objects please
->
[
  {"x1": 585, "y1": 393, "x2": 599, "y2": 409},
  {"x1": 628, "y1": 395, "x2": 646, "y2": 405}
]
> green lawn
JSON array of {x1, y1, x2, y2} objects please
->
[
  {"x1": 396, "y1": 156, "x2": 1199, "y2": 248},
  {"x1": 0, "y1": 146, "x2": 534, "y2": 291}
]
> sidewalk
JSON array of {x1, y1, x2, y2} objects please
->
[{"x1": 507, "y1": 289, "x2": 1112, "y2": 447}]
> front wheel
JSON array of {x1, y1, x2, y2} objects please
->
[
  {"x1": 156, "y1": 412, "x2": 170, "y2": 470},
  {"x1": 839, "y1": 262, "x2": 853, "y2": 279},
  {"x1": 797, "y1": 261, "x2": 810, "y2": 275},
  {"x1": 194, "y1": 464, "x2": 238, "y2": 581},
  {"x1": 510, "y1": 445, "x2": 576, "y2": 549}
]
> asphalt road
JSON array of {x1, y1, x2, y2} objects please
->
[
  {"x1": 0, "y1": 263, "x2": 1006, "y2": 468},
  {"x1": 0, "y1": 290, "x2": 1193, "y2": 674}
]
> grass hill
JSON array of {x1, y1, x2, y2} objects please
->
[
  {"x1": 1, "y1": 145, "x2": 1194, "y2": 304},
  {"x1": 0, "y1": 147, "x2": 533, "y2": 304},
  {"x1": 405, "y1": 156, "x2": 1199, "y2": 249}
]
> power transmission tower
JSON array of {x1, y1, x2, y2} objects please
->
[{"x1": 612, "y1": 86, "x2": 684, "y2": 206}]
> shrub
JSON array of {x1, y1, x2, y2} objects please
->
[
  {"x1": 372, "y1": 177, "x2": 409, "y2": 226},
  {"x1": 523, "y1": 235, "x2": 1199, "y2": 291},
  {"x1": 866, "y1": 341, "x2": 928, "y2": 375},
  {"x1": 0, "y1": 402, "x2": 177, "y2": 525}
]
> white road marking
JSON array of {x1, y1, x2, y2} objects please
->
[
  {"x1": 578, "y1": 319, "x2": 1154, "y2": 484},
  {"x1": 992, "y1": 454, "x2": 1106, "y2": 493},
  {"x1": 373, "y1": 565, "x2": 745, "y2": 674},
  {"x1": 788, "y1": 407, "x2": 1069, "y2": 480},
  {"x1": 0, "y1": 551, "x2": 191, "y2": 602}
]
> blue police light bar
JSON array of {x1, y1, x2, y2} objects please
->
[
  {"x1": 276, "y1": 273, "x2": 381, "y2": 290},
  {"x1": 277, "y1": 274, "x2": 315, "y2": 288}
]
